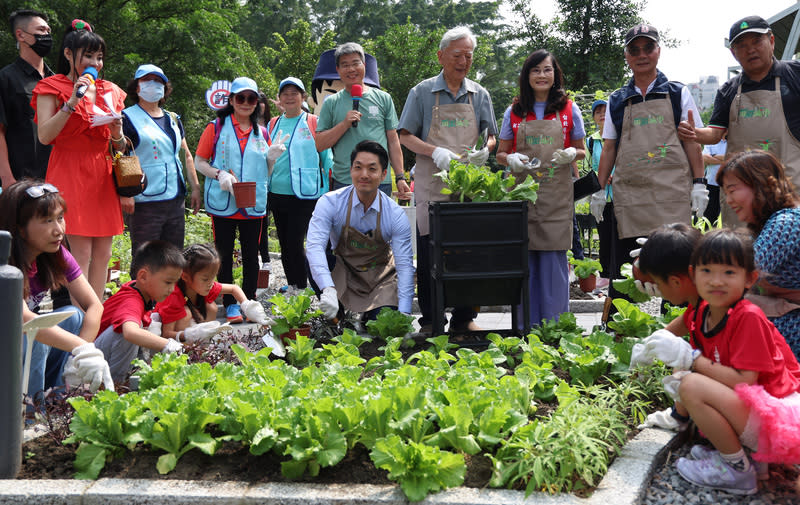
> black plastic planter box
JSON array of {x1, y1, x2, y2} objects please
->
[{"x1": 428, "y1": 201, "x2": 530, "y2": 336}]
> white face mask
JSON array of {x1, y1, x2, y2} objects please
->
[{"x1": 138, "y1": 80, "x2": 165, "y2": 103}]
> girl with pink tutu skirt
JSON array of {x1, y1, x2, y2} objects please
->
[{"x1": 666, "y1": 229, "x2": 800, "y2": 495}]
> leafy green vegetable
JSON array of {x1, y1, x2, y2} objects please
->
[
  {"x1": 435, "y1": 161, "x2": 539, "y2": 203},
  {"x1": 370, "y1": 435, "x2": 465, "y2": 502},
  {"x1": 268, "y1": 288, "x2": 322, "y2": 334},
  {"x1": 567, "y1": 252, "x2": 602, "y2": 279},
  {"x1": 365, "y1": 307, "x2": 414, "y2": 341},
  {"x1": 611, "y1": 263, "x2": 652, "y2": 303},
  {"x1": 607, "y1": 299, "x2": 660, "y2": 338}
]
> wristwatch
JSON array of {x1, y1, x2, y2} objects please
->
[
  {"x1": 395, "y1": 174, "x2": 406, "y2": 183},
  {"x1": 692, "y1": 177, "x2": 707, "y2": 185},
  {"x1": 61, "y1": 102, "x2": 75, "y2": 114}
]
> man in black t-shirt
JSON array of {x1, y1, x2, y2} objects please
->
[{"x1": 0, "y1": 9, "x2": 54, "y2": 188}]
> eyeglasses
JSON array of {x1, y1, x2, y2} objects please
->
[
  {"x1": 530, "y1": 67, "x2": 554, "y2": 76},
  {"x1": 234, "y1": 94, "x2": 258, "y2": 105},
  {"x1": 25, "y1": 183, "x2": 59, "y2": 198},
  {"x1": 338, "y1": 60, "x2": 363, "y2": 71},
  {"x1": 626, "y1": 42, "x2": 657, "y2": 56}
]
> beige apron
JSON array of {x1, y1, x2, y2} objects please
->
[
  {"x1": 415, "y1": 92, "x2": 479, "y2": 236},
  {"x1": 331, "y1": 190, "x2": 398, "y2": 312},
  {"x1": 512, "y1": 117, "x2": 572, "y2": 250},
  {"x1": 723, "y1": 76, "x2": 800, "y2": 227},
  {"x1": 612, "y1": 94, "x2": 691, "y2": 238}
]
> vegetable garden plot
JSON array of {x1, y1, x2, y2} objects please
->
[{"x1": 25, "y1": 308, "x2": 678, "y2": 501}]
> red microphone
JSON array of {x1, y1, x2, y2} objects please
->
[{"x1": 350, "y1": 84, "x2": 362, "y2": 128}]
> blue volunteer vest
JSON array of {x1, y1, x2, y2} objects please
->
[
  {"x1": 270, "y1": 112, "x2": 327, "y2": 199},
  {"x1": 124, "y1": 104, "x2": 184, "y2": 203},
  {"x1": 203, "y1": 117, "x2": 269, "y2": 217}
]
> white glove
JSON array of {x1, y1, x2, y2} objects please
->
[
  {"x1": 268, "y1": 130, "x2": 290, "y2": 164},
  {"x1": 217, "y1": 170, "x2": 236, "y2": 195},
  {"x1": 182, "y1": 321, "x2": 233, "y2": 343},
  {"x1": 629, "y1": 342, "x2": 655, "y2": 369},
  {"x1": 63, "y1": 343, "x2": 114, "y2": 392},
  {"x1": 643, "y1": 329, "x2": 699, "y2": 370},
  {"x1": 161, "y1": 338, "x2": 183, "y2": 353},
  {"x1": 241, "y1": 299, "x2": 274, "y2": 326},
  {"x1": 691, "y1": 183, "x2": 709, "y2": 219},
  {"x1": 634, "y1": 279, "x2": 662, "y2": 298},
  {"x1": 147, "y1": 313, "x2": 162, "y2": 337},
  {"x1": 628, "y1": 237, "x2": 648, "y2": 260},
  {"x1": 551, "y1": 147, "x2": 576, "y2": 165},
  {"x1": 467, "y1": 146, "x2": 489, "y2": 166},
  {"x1": 506, "y1": 153, "x2": 529, "y2": 174},
  {"x1": 637, "y1": 406, "x2": 688, "y2": 431},
  {"x1": 590, "y1": 190, "x2": 606, "y2": 222},
  {"x1": 662, "y1": 371, "x2": 690, "y2": 402},
  {"x1": 431, "y1": 147, "x2": 460, "y2": 171},
  {"x1": 320, "y1": 286, "x2": 339, "y2": 320}
]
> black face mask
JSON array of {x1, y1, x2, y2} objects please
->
[{"x1": 25, "y1": 32, "x2": 52, "y2": 57}]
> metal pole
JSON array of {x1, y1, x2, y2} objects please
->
[{"x1": 0, "y1": 230, "x2": 23, "y2": 478}]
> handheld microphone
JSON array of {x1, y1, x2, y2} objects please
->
[
  {"x1": 350, "y1": 84, "x2": 362, "y2": 128},
  {"x1": 75, "y1": 66, "x2": 98, "y2": 99}
]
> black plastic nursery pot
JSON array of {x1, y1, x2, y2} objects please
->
[{"x1": 429, "y1": 201, "x2": 530, "y2": 335}]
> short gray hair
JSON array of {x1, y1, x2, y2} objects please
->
[
  {"x1": 334, "y1": 42, "x2": 365, "y2": 67},
  {"x1": 439, "y1": 26, "x2": 477, "y2": 51}
]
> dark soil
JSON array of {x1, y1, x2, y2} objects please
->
[{"x1": 19, "y1": 435, "x2": 496, "y2": 487}]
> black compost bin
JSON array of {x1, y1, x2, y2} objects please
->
[{"x1": 429, "y1": 201, "x2": 530, "y2": 335}]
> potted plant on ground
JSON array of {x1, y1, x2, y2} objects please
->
[
  {"x1": 268, "y1": 289, "x2": 322, "y2": 341},
  {"x1": 568, "y1": 253, "x2": 602, "y2": 293}
]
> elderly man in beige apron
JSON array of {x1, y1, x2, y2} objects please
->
[
  {"x1": 398, "y1": 26, "x2": 498, "y2": 335},
  {"x1": 678, "y1": 16, "x2": 800, "y2": 228},
  {"x1": 594, "y1": 23, "x2": 706, "y2": 303},
  {"x1": 306, "y1": 140, "x2": 414, "y2": 322}
]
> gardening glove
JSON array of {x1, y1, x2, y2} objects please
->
[
  {"x1": 590, "y1": 190, "x2": 606, "y2": 222},
  {"x1": 662, "y1": 370, "x2": 690, "y2": 402},
  {"x1": 629, "y1": 342, "x2": 657, "y2": 369},
  {"x1": 241, "y1": 299, "x2": 274, "y2": 326},
  {"x1": 467, "y1": 146, "x2": 490, "y2": 166},
  {"x1": 147, "y1": 312, "x2": 162, "y2": 337},
  {"x1": 691, "y1": 183, "x2": 709, "y2": 220},
  {"x1": 637, "y1": 406, "x2": 689, "y2": 431},
  {"x1": 216, "y1": 170, "x2": 236, "y2": 195},
  {"x1": 161, "y1": 338, "x2": 183, "y2": 353},
  {"x1": 431, "y1": 147, "x2": 460, "y2": 171},
  {"x1": 320, "y1": 286, "x2": 339, "y2": 320},
  {"x1": 181, "y1": 321, "x2": 233, "y2": 343},
  {"x1": 551, "y1": 147, "x2": 576, "y2": 165},
  {"x1": 629, "y1": 238, "x2": 661, "y2": 297},
  {"x1": 63, "y1": 343, "x2": 114, "y2": 392},
  {"x1": 628, "y1": 237, "x2": 648, "y2": 260},
  {"x1": 506, "y1": 153, "x2": 529, "y2": 173},
  {"x1": 643, "y1": 329, "x2": 700, "y2": 370}
]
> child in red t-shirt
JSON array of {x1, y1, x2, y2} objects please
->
[
  {"x1": 154, "y1": 243, "x2": 273, "y2": 341},
  {"x1": 636, "y1": 229, "x2": 800, "y2": 495}
]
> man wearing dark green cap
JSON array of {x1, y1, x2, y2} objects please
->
[{"x1": 678, "y1": 15, "x2": 800, "y2": 226}]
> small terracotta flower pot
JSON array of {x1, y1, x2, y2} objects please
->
[
  {"x1": 257, "y1": 270, "x2": 270, "y2": 289},
  {"x1": 579, "y1": 275, "x2": 597, "y2": 293},
  {"x1": 233, "y1": 181, "x2": 256, "y2": 208},
  {"x1": 280, "y1": 324, "x2": 311, "y2": 342}
]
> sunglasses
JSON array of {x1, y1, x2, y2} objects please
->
[
  {"x1": 234, "y1": 93, "x2": 258, "y2": 105},
  {"x1": 626, "y1": 41, "x2": 657, "y2": 56},
  {"x1": 25, "y1": 183, "x2": 59, "y2": 199}
]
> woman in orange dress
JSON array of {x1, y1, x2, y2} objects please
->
[{"x1": 32, "y1": 19, "x2": 126, "y2": 299}]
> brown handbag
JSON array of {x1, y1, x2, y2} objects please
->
[{"x1": 111, "y1": 137, "x2": 147, "y2": 197}]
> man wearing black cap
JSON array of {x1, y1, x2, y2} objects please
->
[
  {"x1": 678, "y1": 15, "x2": 800, "y2": 226},
  {"x1": 593, "y1": 23, "x2": 705, "y2": 301}
]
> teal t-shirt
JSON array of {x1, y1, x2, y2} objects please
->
[
  {"x1": 316, "y1": 86, "x2": 398, "y2": 185},
  {"x1": 269, "y1": 115, "x2": 301, "y2": 195}
]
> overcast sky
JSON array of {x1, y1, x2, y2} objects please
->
[{"x1": 522, "y1": 0, "x2": 797, "y2": 85}]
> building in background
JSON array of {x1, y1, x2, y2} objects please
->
[{"x1": 688, "y1": 76, "x2": 719, "y2": 111}]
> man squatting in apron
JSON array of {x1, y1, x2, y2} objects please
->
[
  {"x1": 306, "y1": 140, "x2": 414, "y2": 321},
  {"x1": 592, "y1": 23, "x2": 707, "y2": 302}
]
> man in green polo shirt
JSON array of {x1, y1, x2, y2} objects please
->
[{"x1": 315, "y1": 42, "x2": 410, "y2": 197}]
